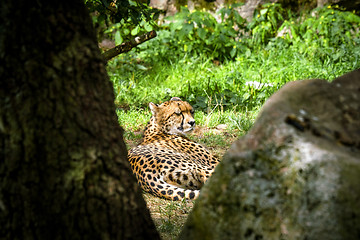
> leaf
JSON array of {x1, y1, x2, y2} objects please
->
[
  {"x1": 245, "y1": 49, "x2": 251, "y2": 58},
  {"x1": 182, "y1": 23, "x2": 194, "y2": 35},
  {"x1": 258, "y1": 92, "x2": 266, "y2": 99},
  {"x1": 243, "y1": 92, "x2": 251, "y2": 100},
  {"x1": 235, "y1": 13, "x2": 245, "y2": 25},
  {"x1": 344, "y1": 12, "x2": 360, "y2": 23},
  {"x1": 203, "y1": 18, "x2": 214, "y2": 28},
  {"x1": 197, "y1": 28, "x2": 207, "y2": 40},
  {"x1": 230, "y1": 47, "x2": 237, "y2": 58},
  {"x1": 187, "y1": 44, "x2": 193, "y2": 52},
  {"x1": 169, "y1": 21, "x2": 183, "y2": 31},
  {"x1": 136, "y1": 64, "x2": 148, "y2": 70},
  {"x1": 290, "y1": 26, "x2": 298, "y2": 40},
  {"x1": 123, "y1": 28, "x2": 130, "y2": 35},
  {"x1": 114, "y1": 31, "x2": 123, "y2": 45},
  {"x1": 144, "y1": 22, "x2": 153, "y2": 32},
  {"x1": 179, "y1": 23, "x2": 193, "y2": 39},
  {"x1": 260, "y1": 8, "x2": 268, "y2": 16},
  {"x1": 131, "y1": 25, "x2": 140, "y2": 36}
]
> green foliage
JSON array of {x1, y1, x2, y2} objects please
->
[
  {"x1": 137, "y1": 3, "x2": 248, "y2": 61},
  {"x1": 249, "y1": 3, "x2": 289, "y2": 45},
  {"x1": 85, "y1": 0, "x2": 160, "y2": 44},
  {"x1": 301, "y1": 5, "x2": 359, "y2": 46},
  {"x1": 107, "y1": 4, "x2": 360, "y2": 115},
  {"x1": 279, "y1": 5, "x2": 360, "y2": 58},
  {"x1": 105, "y1": 17, "x2": 156, "y2": 45}
]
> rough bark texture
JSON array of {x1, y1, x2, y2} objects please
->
[
  {"x1": 179, "y1": 69, "x2": 360, "y2": 240},
  {"x1": 0, "y1": 1, "x2": 159, "y2": 239}
]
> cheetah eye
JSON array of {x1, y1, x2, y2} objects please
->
[
  {"x1": 190, "y1": 109, "x2": 195, "y2": 114},
  {"x1": 174, "y1": 110, "x2": 181, "y2": 115}
]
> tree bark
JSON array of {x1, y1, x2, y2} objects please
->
[{"x1": 0, "y1": 0, "x2": 160, "y2": 239}]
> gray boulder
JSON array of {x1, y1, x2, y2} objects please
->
[{"x1": 179, "y1": 69, "x2": 360, "y2": 240}]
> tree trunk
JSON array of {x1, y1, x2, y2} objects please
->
[{"x1": 0, "y1": 0, "x2": 160, "y2": 239}]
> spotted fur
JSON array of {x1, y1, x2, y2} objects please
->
[{"x1": 128, "y1": 97, "x2": 219, "y2": 200}]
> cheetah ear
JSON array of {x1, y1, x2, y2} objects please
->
[{"x1": 149, "y1": 102, "x2": 159, "y2": 116}]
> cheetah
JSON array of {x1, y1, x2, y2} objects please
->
[{"x1": 128, "y1": 97, "x2": 220, "y2": 200}]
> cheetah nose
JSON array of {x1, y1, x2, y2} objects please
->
[{"x1": 188, "y1": 120, "x2": 195, "y2": 127}]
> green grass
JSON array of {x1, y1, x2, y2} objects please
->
[
  {"x1": 117, "y1": 107, "x2": 258, "y2": 137},
  {"x1": 143, "y1": 193, "x2": 195, "y2": 240},
  {"x1": 111, "y1": 3, "x2": 360, "y2": 163},
  {"x1": 116, "y1": 108, "x2": 151, "y2": 131},
  {"x1": 118, "y1": 107, "x2": 256, "y2": 158},
  {"x1": 107, "y1": 5, "x2": 360, "y2": 240},
  {"x1": 157, "y1": 199, "x2": 192, "y2": 237},
  {"x1": 108, "y1": 43, "x2": 360, "y2": 112},
  {"x1": 107, "y1": 4, "x2": 360, "y2": 112}
]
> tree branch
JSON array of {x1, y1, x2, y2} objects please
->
[{"x1": 102, "y1": 30, "x2": 157, "y2": 62}]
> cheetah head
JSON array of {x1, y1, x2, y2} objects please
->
[{"x1": 149, "y1": 97, "x2": 195, "y2": 135}]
